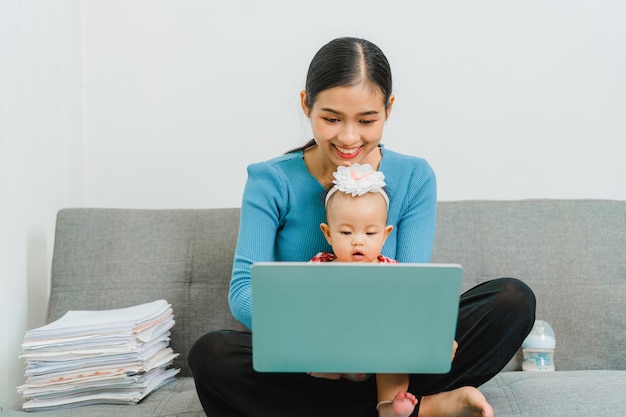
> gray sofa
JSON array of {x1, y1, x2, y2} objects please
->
[{"x1": 7, "y1": 200, "x2": 626, "y2": 417}]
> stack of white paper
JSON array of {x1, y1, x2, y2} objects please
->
[{"x1": 17, "y1": 299, "x2": 180, "y2": 411}]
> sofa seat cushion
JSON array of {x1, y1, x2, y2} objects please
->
[
  {"x1": 7, "y1": 378, "x2": 204, "y2": 417},
  {"x1": 482, "y1": 370, "x2": 626, "y2": 417},
  {"x1": 9, "y1": 371, "x2": 625, "y2": 416}
]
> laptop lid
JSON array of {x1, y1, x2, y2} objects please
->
[{"x1": 251, "y1": 262, "x2": 462, "y2": 374}]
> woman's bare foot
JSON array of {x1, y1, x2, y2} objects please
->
[
  {"x1": 378, "y1": 392, "x2": 418, "y2": 417},
  {"x1": 418, "y1": 386, "x2": 493, "y2": 417}
]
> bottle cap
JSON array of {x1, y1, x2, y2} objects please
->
[{"x1": 522, "y1": 320, "x2": 556, "y2": 349}]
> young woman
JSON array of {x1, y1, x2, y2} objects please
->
[{"x1": 188, "y1": 37, "x2": 536, "y2": 417}]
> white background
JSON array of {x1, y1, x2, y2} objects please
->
[{"x1": 1, "y1": 0, "x2": 625, "y2": 409}]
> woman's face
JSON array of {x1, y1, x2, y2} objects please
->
[{"x1": 301, "y1": 83, "x2": 394, "y2": 169}]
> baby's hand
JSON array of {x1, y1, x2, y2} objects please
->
[{"x1": 307, "y1": 372, "x2": 342, "y2": 380}]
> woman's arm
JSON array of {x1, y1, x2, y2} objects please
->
[
  {"x1": 229, "y1": 163, "x2": 288, "y2": 329},
  {"x1": 393, "y1": 158, "x2": 437, "y2": 263}
]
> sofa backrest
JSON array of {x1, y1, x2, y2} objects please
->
[
  {"x1": 430, "y1": 200, "x2": 626, "y2": 371},
  {"x1": 47, "y1": 200, "x2": 626, "y2": 376},
  {"x1": 47, "y1": 208, "x2": 247, "y2": 377}
]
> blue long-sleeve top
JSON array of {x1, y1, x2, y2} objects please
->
[{"x1": 229, "y1": 146, "x2": 437, "y2": 329}]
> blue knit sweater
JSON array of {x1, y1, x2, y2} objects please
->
[{"x1": 229, "y1": 146, "x2": 437, "y2": 329}]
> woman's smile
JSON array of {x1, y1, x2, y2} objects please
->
[{"x1": 334, "y1": 144, "x2": 363, "y2": 159}]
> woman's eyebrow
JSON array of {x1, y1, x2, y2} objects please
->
[{"x1": 320, "y1": 107, "x2": 380, "y2": 116}]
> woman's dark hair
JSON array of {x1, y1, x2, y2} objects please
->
[{"x1": 288, "y1": 37, "x2": 393, "y2": 154}]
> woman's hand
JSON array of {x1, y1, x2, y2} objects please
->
[{"x1": 452, "y1": 340, "x2": 459, "y2": 361}]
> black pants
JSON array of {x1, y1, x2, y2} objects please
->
[{"x1": 188, "y1": 278, "x2": 536, "y2": 417}]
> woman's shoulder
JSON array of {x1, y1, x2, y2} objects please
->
[
  {"x1": 381, "y1": 146, "x2": 428, "y2": 162},
  {"x1": 243, "y1": 152, "x2": 312, "y2": 201},
  {"x1": 380, "y1": 146, "x2": 435, "y2": 176},
  {"x1": 247, "y1": 152, "x2": 304, "y2": 175}
]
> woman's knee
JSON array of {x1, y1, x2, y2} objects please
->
[
  {"x1": 463, "y1": 277, "x2": 536, "y2": 332},
  {"x1": 492, "y1": 277, "x2": 536, "y2": 317},
  {"x1": 188, "y1": 331, "x2": 218, "y2": 376},
  {"x1": 484, "y1": 277, "x2": 537, "y2": 340},
  {"x1": 188, "y1": 330, "x2": 251, "y2": 379}
]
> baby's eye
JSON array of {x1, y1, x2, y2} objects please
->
[
  {"x1": 366, "y1": 232, "x2": 377, "y2": 236},
  {"x1": 340, "y1": 231, "x2": 351, "y2": 235}
]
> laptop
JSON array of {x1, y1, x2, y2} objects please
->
[{"x1": 251, "y1": 262, "x2": 462, "y2": 374}]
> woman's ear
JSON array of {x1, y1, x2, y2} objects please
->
[
  {"x1": 320, "y1": 223, "x2": 332, "y2": 245},
  {"x1": 300, "y1": 90, "x2": 311, "y2": 117},
  {"x1": 385, "y1": 95, "x2": 395, "y2": 120}
]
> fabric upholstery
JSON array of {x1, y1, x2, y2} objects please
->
[
  {"x1": 46, "y1": 208, "x2": 247, "y2": 377},
  {"x1": 431, "y1": 200, "x2": 626, "y2": 371},
  {"x1": 480, "y1": 370, "x2": 626, "y2": 417},
  {"x1": 7, "y1": 200, "x2": 625, "y2": 416}
]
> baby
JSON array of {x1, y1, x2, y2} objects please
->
[
  {"x1": 313, "y1": 163, "x2": 394, "y2": 264},
  {"x1": 309, "y1": 163, "x2": 419, "y2": 417}
]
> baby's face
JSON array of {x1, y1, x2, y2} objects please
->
[{"x1": 321, "y1": 192, "x2": 392, "y2": 263}]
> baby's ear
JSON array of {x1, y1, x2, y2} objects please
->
[
  {"x1": 320, "y1": 223, "x2": 332, "y2": 245},
  {"x1": 383, "y1": 225, "x2": 394, "y2": 240}
]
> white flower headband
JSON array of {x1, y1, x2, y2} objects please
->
[{"x1": 325, "y1": 163, "x2": 389, "y2": 207}]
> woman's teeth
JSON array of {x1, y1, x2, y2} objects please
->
[{"x1": 335, "y1": 146, "x2": 359, "y2": 155}]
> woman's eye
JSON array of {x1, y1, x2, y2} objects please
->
[
  {"x1": 324, "y1": 118, "x2": 340, "y2": 123},
  {"x1": 360, "y1": 119, "x2": 376, "y2": 125}
]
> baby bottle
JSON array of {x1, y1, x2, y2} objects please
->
[{"x1": 522, "y1": 320, "x2": 556, "y2": 371}]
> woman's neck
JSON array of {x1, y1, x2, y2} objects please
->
[{"x1": 303, "y1": 145, "x2": 382, "y2": 185}]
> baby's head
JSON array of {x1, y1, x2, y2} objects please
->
[{"x1": 321, "y1": 164, "x2": 393, "y2": 263}]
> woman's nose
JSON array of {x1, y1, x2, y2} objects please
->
[{"x1": 338, "y1": 122, "x2": 359, "y2": 144}]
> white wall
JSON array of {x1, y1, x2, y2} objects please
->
[
  {"x1": 0, "y1": 0, "x2": 83, "y2": 410},
  {"x1": 82, "y1": 0, "x2": 626, "y2": 208},
  {"x1": 2, "y1": 0, "x2": 625, "y2": 410}
]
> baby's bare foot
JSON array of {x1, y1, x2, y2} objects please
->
[
  {"x1": 378, "y1": 392, "x2": 418, "y2": 417},
  {"x1": 418, "y1": 386, "x2": 493, "y2": 417}
]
